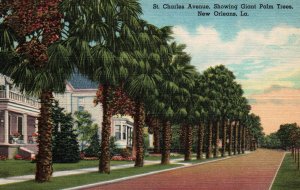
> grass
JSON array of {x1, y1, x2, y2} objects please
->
[
  {"x1": 144, "y1": 154, "x2": 184, "y2": 161},
  {"x1": 272, "y1": 153, "x2": 300, "y2": 190},
  {"x1": 0, "y1": 160, "x2": 133, "y2": 178},
  {"x1": 0, "y1": 164, "x2": 181, "y2": 190}
]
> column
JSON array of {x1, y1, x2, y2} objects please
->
[
  {"x1": 22, "y1": 114, "x2": 28, "y2": 144},
  {"x1": 4, "y1": 110, "x2": 9, "y2": 144},
  {"x1": 5, "y1": 84, "x2": 9, "y2": 98},
  {"x1": 125, "y1": 125, "x2": 127, "y2": 141},
  {"x1": 35, "y1": 118, "x2": 38, "y2": 132},
  {"x1": 121, "y1": 124, "x2": 124, "y2": 140}
]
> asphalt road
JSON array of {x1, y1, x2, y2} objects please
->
[{"x1": 84, "y1": 149, "x2": 285, "y2": 190}]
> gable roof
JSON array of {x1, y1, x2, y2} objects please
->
[{"x1": 68, "y1": 73, "x2": 98, "y2": 90}]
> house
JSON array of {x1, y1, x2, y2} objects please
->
[
  {"x1": 0, "y1": 72, "x2": 145, "y2": 159},
  {"x1": 54, "y1": 73, "x2": 134, "y2": 149},
  {"x1": 0, "y1": 74, "x2": 39, "y2": 159}
]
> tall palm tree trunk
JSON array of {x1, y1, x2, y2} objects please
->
[
  {"x1": 35, "y1": 90, "x2": 53, "y2": 182},
  {"x1": 184, "y1": 124, "x2": 193, "y2": 161},
  {"x1": 197, "y1": 122, "x2": 204, "y2": 160},
  {"x1": 221, "y1": 119, "x2": 227, "y2": 157},
  {"x1": 250, "y1": 135, "x2": 254, "y2": 151},
  {"x1": 206, "y1": 121, "x2": 213, "y2": 159},
  {"x1": 238, "y1": 123, "x2": 242, "y2": 154},
  {"x1": 180, "y1": 124, "x2": 186, "y2": 154},
  {"x1": 161, "y1": 120, "x2": 171, "y2": 164},
  {"x1": 134, "y1": 100, "x2": 145, "y2": 167},
  {"x1": 245, "y1": 129, "x2": 250, "y2": 151},
  {"x1": 241, "y1": 126, "x2": 246, "y2": 154},
  {"x1": 99, "y1": 85, "x2": 112, "y2": 174},
  {"x1": 233, "y1": 121, "x2": 238, "y2": 155},
  {"x1": 213, "y1": 121, "x2": 220, "y2": 158},
  {"x1": 228, "y1": 120, "x2": 233, "y2": 156},
  {"x1": 153, "y1": 119, "x2": 161, "y2": 153}
]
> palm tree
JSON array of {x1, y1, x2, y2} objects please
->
[
  {"x1": 167, "y1": 44, "x2": 196, "y2": 162},
  {"x1": 145, "y1": 115, "x2": 161, "y2": 153},
  {"x1": 152, "y1": 42, "x2": 196, "y2": 164},
  {"x1": 200, "y1": 66, "x2": 229, "y2": 159},
  {"x1": 246, "y1": 113, "x2": 263, "y2": 151},
  {"x1": 63, "y1": 0, "x2": 143, "y2": 173},
  {"x1": 124, "y1": 23, "x2": 174, "y2": 166},
  {"x1": 0, "y1": 1, "x2": 73, "y2": 182}
]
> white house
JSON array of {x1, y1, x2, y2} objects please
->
[
  {"x1": 54, "y1": 73, "x2": 134, "y2": 149},
  {"x1": 0, "y1": 74, "x2": 39, "y2": 159}
]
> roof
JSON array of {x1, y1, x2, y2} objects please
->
[{"x1": 68, "y1": 73, "x2": 98, "y2": 90}]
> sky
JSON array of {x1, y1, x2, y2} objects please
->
[{"x1": 140, "y1": 0, "x2": 300, "y2": 134}]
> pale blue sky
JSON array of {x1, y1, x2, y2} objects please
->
[
  {"x1": 140, "y1": 0, "x2": 300, "y2": 95},
  {"x1": 139, "y1": 0, "x2": 300, "y2": 133}
]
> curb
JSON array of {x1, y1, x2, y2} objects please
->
[{"x1": 63, "y1": 155, "x2": 239, "y2": 190}]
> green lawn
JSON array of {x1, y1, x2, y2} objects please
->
[
  {"x1": 0, "y1": 160, "x2": 133, "y2": 178},
  {"x1": 145, "y1": 154, "x2": 184, "y2": 161},
  {"x1": 0, "y1": 164, "x2": 181, "y2": 190},
  {"x1": 272, "y1": 153, "x2": 300, "y2": 190}
]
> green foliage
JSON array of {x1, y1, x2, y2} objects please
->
[
  {"x1": 119, "y1": 148, "x2": 132, "y2": 158},
  {"x1": 109, "y1": 137, "x2": 119, "y2": 158},
  {"x1": 261, "y1": 133, "x2": 282, "y2": 149},
  {"x1": 170, "y1": 125, "x2": 181, "y2": 152},
  {"x1": 277, "y1": 123, "x2": 300, "y2": 149},
  {"x1": 144, "y1": 133, "x2": 150, "y2": 156},
  {"x1": 74, "y1": 111, "x2": 98, "y2": 151},
  {"x1": 52, "y1": 101, "x2": 80, "y2": 163},
  {"x1": 84, "y1": 132, "x2": 100, "y2": 157}
]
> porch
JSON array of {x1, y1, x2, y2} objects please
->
[
  {"x1": 0, "y1": 84, "x2": 40, "y2": 158},
  {"x1": 0, "y1": 110, "x2": 38, "y2": 145}
]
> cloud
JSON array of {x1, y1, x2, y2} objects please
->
[{"x1": 172, "y1": 25, "x2": 300, "y2": 95}]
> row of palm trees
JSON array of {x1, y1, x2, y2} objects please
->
[{"x1": 0, "y1": 0, "x2": 263, "y2": 183}]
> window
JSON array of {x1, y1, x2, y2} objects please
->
[
  {"x1": 122, "y1": 126, "x2": 126, "y2": 140},
  {"x1": 115, "y1": 125, "x2": 121, "y2": 140},
  {"x1": 78, "y1": 97, "x2": 85, "y2": 111},
  {"x1": 78, "y1": 106, "x2": 84, "y2": 111},
  {"x1": 17, "y1": 116, "x2": 23, "y2": 135},
  {"x1": 127, "y1": 126, "x2": 132, "y2": 146}
]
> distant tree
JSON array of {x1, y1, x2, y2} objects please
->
[
  {"x1": 84, "y1": 132, "x2": 100, "y2": 157},
  {"x1": 109, "y1": 137, "x2": 118, "y2": 159},
  {"x1": 261, "y1": 133, "x2": 282, "y2": 149},
  {"x1": 52, "y1": 101, "x2": 80, "y2": 163},
  {"x1": 74, "y1": 111, "x2": 98, "y2": 151},
  {"x1": 277, "y1": 123, "x2": 299, "y2": 150}
]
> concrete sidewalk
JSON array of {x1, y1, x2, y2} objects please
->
[{"x1": 0, "y1": 158, "x2": 185, "y2": 185}]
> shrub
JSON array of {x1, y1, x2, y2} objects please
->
[
  {"x1": 14, "y1": 154, "x2": 23, "y2": 160},
  {"x1": 52, "y1": 101, "x2": 80, "y2": 163},
  {"x1": 80, "y1": 152, "x2": 85, "y2": 160},
  {"x1": 109, "y1": 137, "x2": 118, "y2": 158},
  {"x1": 119, "y1": 148, "x2": 131, "y2": 158},
  {"x1": 0, "y1": 155, "x2": 7, "y2": 161},
  {"x1": 84, "y1": 132, "x2": 100, "y2": 157},
  {"x1": 111, "y1": 155, "x2": 135, "y2": 161}
]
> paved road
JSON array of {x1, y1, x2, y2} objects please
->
[{"x1": 85, "y1": 149, "x2": 285, "y2": 190}]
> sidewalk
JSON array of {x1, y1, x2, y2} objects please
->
[{"x1": 0, "y1": 158, "x2": 185, "y2": 185}]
